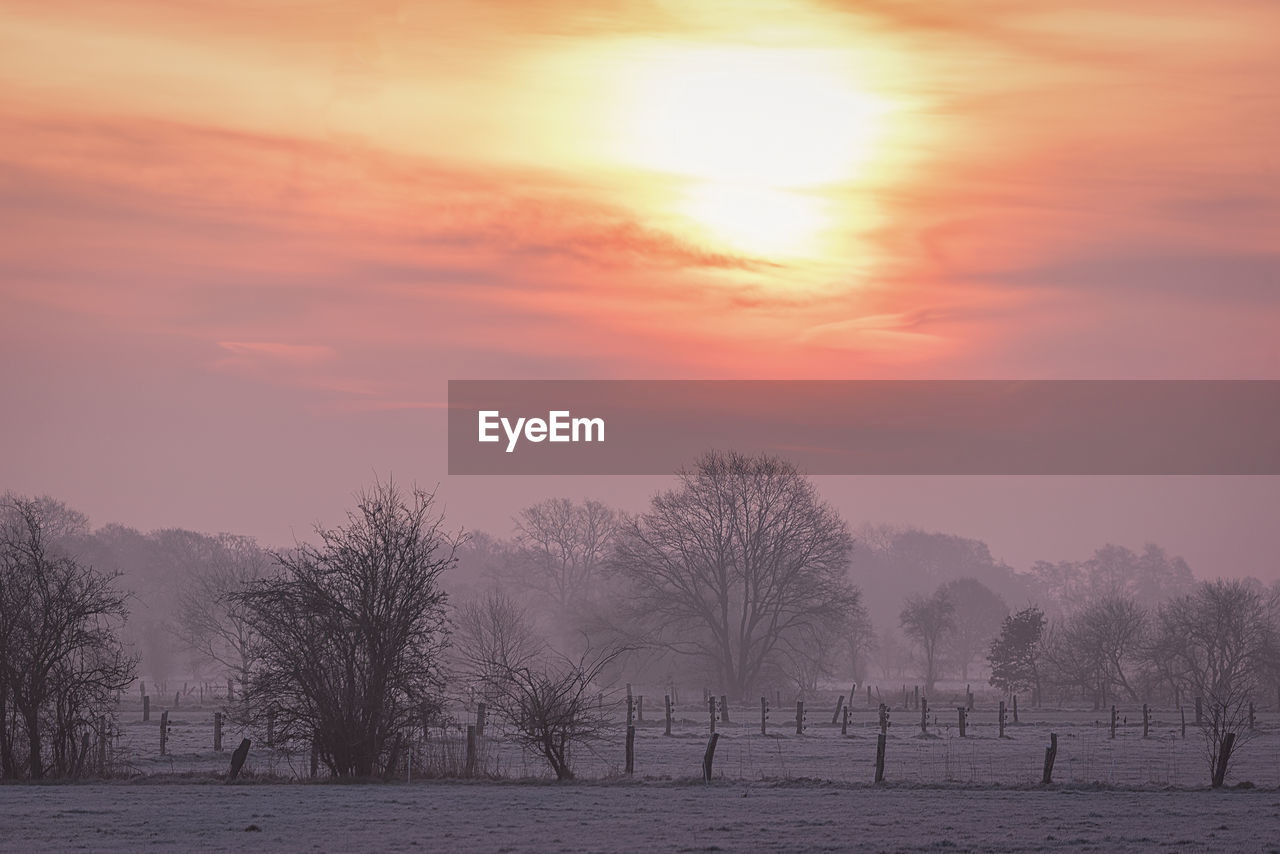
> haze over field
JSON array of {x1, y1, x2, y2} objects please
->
[{"x1": 2, "y1": 0, "x2": 1278, "y2": 576}]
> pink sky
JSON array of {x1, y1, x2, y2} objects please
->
[{"x1": 2, "y1": 1, "x2": 1278, "y2": 576}]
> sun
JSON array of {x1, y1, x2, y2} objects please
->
[{"x1": 615, "y1": 46, "x2": 886, "y2": 256}]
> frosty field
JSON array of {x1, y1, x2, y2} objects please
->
[
  {"x1": 4, "y1": 780, "x2": 1280, "y2": 853},
  {"x1": 3, "y1": 694, "x2": 1280, "y2": 852}
]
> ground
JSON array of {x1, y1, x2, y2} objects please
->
[
  {"x1": 3, "y1": 780, "x2": 1280, "y2": 852},
  {"x1": 3, "y1": 691, "x2": 1279, "y2": 852}
]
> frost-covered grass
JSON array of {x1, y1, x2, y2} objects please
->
[
  {"x1": 3, "y1": 779, "x2": 1279, "y2": 853},
  {"x1": 107, "y1": 695, "x2": 1280, "y2": 789}
]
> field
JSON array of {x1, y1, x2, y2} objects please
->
[{"x1": 3, "y1": 690, "x2": 1280, "y2": 852}]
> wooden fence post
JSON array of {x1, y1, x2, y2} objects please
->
[
  {"x1": 874, "y1": 732, "x2": 886, "y2": 783},
  {"x1": 159, "y1": 710, "x2": 169, "y2": 756},
  {"x1": 867, "y1": 685, "x2": 872, "y2": 707},
  {"x1": 665, "y1": 694, "x2": 673, "y2": 736},
  {"x1": 1041, "y1": 733, "x2": 1058, "y2": 784},
  {"x1": 1012, "y1": 694, "x2": 1019, "y2": 723},
  {"x1": 708, "y1": 696, "x2": 717, "y2": 734},
  {"x1": 720, "y1": 695, "x2": 730, "y2": 724},
  {"x1": 174, "y1": 691, "x2": 180, "y2": 708},
  {"x1": 214, "y1": 711, "x2": 223, "y2": 752},
  {"x1": 795, "y1": 700, "x2": 805, "y2": 735},
  {"x1": 831, "y1": 694, "x2": 844, "y2": 725},
  {"x1": 966, "y1": 685, "x2": 974, "y2": 711},
  {"x1": 227, "y1": 738, "x2": 250, "y2": 782},
  {"x1": 702, "y1": 733, "x2": 719, "y2": 781},
  {"x1": 97, "y1": 717, "x2": 107, "y2": 775},
  {"x1": 879, "y1": 703, "x2": 889, "y2": 735},
  {"x1": 1181, "y1": 706, "x2": 1186, "y2": 738},
  {"x1": 638, "y1": 696, "x2": 644, "y2": 723},
  {"x1": 760, "y1": 697, "x2": 768, "y2": 736},
  {"x1": 625, "y1": 725, "x2": 635, "y2": 775},
  {"x1": 627, "y1": 694, "x2": 635, "y2": 728},
  {"x1": 1110, "y1": 706, "x2": 1117, "y2": 739},
  {"x1": 957, "y1": 707, "x2": 967, "y2": 738},
  {"x1": 841, "y1": 706, "x2": 849, "y2": 736},
  {"x1": 1142, "y1": 704, "x2": 1150, "y2": 738},
  {"x1": 920, "y1": 698, "x2": 928, "y2": 734},
  {"x1": 142, "y1": 695, "x2": 150, "y2": 722}
]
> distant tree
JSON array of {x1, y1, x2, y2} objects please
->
[
  {"x1": 1148, "y1": 580, "x2": 1277, "y2": 786},
  {"x1": 458, "y1": 593, "x2": 618, "y2": 781},
  {"x1": 1043, "y1": 595, "x2": 1146, "y2": 709},
  {"x1": 939, "y1": 578, "x2": 1008, "y2": 681},
  {"x1": 0, "y1": 495, "x2": 135, "y2": 780},
  {"x1": 611, "y1": 451, "x2": 857, "y2": 699},
  {"x1": 514, "y1": 498, "x2": 622, "y2": 616},
  {"x1": 899, "y1": 590, "x2": 955, "y2": 694},
  {"x1": 845, "y1": 607, "x2": 878, "y2": 684},
  {"x1": 171, "y1": 534, "x2": 267, "y2": 692},
  {"x1": 987, "y1": 606, "x2": 1047, "y2": 705},
  {"x1": 234, "y1": 482, "x2": 456, "y2": 778}
]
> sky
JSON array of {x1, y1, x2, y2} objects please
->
[{"x1": 2, "y1": 1, "x2": 1278, "y2": 577}]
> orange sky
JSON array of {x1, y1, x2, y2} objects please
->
[{"x1": 2, "y1": 1, "x2": 1279, "y2": 572}]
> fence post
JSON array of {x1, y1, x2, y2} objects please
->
[
  {"x1": 999, "y1": 701, "x2": 1007, "y2": 739},
  {"x1": 665, "y1": 694, "x2": 673, "y2": 736},
  {"x1": 227, "y1": 738, "x2": 251, "y2": 782},
  {"x1": 920, "y1": 698, "x2": 928, "y2": 734},
  {"x1": 1041, "y1": 733, "x2": 1058, "y2": 784},
  {"x1": 97, "y1": 717, "x2": 107, "y2": 775},
  {"x1": 709, "y1": 696, "x2": 717, "y2": 734},
  {"x1": 879, "y1": 703, "x2": 890, "y2": 735},
  {"x1": 720, "y1": 695, "x2": 730, "y2": 724},
  {"x1": 874, "y1": 732, "x2": 886, "y2": 783},
  {"x1": 1012, "y1": 694, "x2": 1019, "y2": 723},
  {"x1": 214, "y1": 711, "x2": 223, "y2": 752},
  {"x1": 638, "y1": 696, "x2": 644, "y2": 723},
  {"x1": 831, "y1": 694, "x2": 844, "y2": 725},
  {"x1": 159, "y1": 710, "x2": 169, "y2": 756},
  {"x1": 1110, "y1": 705, "x2": 1117, "y2": 739},
  {"x1": 143, "y1": 695, "x2": 150, "y2": 722},
  {"x1": 957, "y1": 707, "x2": 967, "y2": 738},
  {"x1": 1181, "y1": 706, "x2": 1186, "y2": 738},
  {"x1": 760, "y1": 697, "x2": 768, "y2": 736},
  {"x1": 702, "y1": 732, "x2": 719, "y2": 781},
  {"x1": 966, "y1": 685, "x2": 974, "y2": 711},
  {"x1": 795, "y1": 700, "x2": 805, "y2": 735},
  {"x1": 627, "y1": 694, "x2": 635, "y2": 728},
  {"x1": 867, "y1": 685, "x2": 872, "y2": 707},
  {"x1": 465, "y1": 724, "x2": 476, "y2": 777},
  {"x1": 1142, "y1": 704, "x2": 1150, "y2": 738},
  {"x1": 174, "y1": 691, "x2": 180, "y2": 708},
  {"x1": 841, "y1": 706, "x2": 849, "y2": 736},
  {"x1": 625, "y1": 725, "x2": 635, "y2": 775}
]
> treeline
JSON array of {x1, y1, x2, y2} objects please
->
[{"x1": 4, "y1": 453, "x2": 1278, "y2": 782}]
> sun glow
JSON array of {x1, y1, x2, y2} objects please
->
[{"x1": 616, "y1": 46, "x2": 887, "y2": 256}]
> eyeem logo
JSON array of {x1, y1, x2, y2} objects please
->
[{"x1": 478, "y1": 410, "x2": 605, "y2": 453}]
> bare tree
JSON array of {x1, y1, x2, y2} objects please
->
[
  {"x1": 234, "y1": 481, "x2": 456, "y2": 778},
  {"x1": 0, "y1": 495, "x2": 135, "y2": 780},
  {"x1": 1043, "y1": 595, "x2": 1146, "y2": 709},
  {"x1": 899, "y1": 589, "x2": 955, "y2": 694},
  {"x1": 514, "y1": 498, "x2": 622, "y2": 616},
  {"x1": 939, "y1": 578, "x2": 1008, "y2": 681},
  {"x1": 611, "y1": 451, "x2": 857, "y2": 699},
  {"x1": 1149, "y1": 580, "x2": 1277, "y2": 786},
  {"x1": 171, "y1": 534, "x2": 267, "y2": 693},
  {"x1": 458, "y1": 593, "x2": 618, "y2": 780}
]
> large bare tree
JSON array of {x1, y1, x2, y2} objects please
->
[
  {"x1": 1148, "y1": 580, "x2": 1277, "y2": 786},
  {"x1": 1043, "y1": 595, "x2": 1147, "y2": 709},
  {"x1": 610, "y1": 451, "x2": 857, "y2": 699},
  {"x1": 0, "y1": 495, "x2": 135, "y2": 780},
  {"x1": 234, "y1": 481, "x2": 456, "y2": 778}
]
